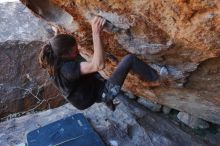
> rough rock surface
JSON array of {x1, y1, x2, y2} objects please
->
[
  {"x1": 20, "y1": 0, "x2": 220, "y2": 125},
  {"x1": 0, "y1": 95, "x2": 216, "y2": 146},
  {"x1": 0, "y1": 41, "x2": 66, "y2": 120},
  {"x1": 0, "y1": 2, "x2": 53, "y2": 42},
  {"x1": 0, "y1": 2, "x2": 65, "y2": 120}
]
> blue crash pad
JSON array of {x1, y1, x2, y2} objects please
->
[{"x1": 26, "y1": 113, "x2": 105, "y2": 146}]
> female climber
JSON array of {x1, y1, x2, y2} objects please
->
[{"x1": 38, "y1": 16, "x2": 168, "y2": 111}]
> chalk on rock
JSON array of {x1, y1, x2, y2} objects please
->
[
  {"x1": 109, "y1": 140, "x2": 118, "y2": 146},
  {"x1": 137, "y1": 97, "x2": 161, "y2": 112},
  {"x1": 15, "y1": 143, "x2": 25, "y2": 146},
  {"x1": 162, "y1": 106, "x2": 172, "y2": 114},
  {"x1": 177, "y1": 112, "x2": 209, "y2": 129}
]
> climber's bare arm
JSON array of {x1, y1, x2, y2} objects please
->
[{"x1": 80, "y1": 16, "x2": 106, "y2": 75}]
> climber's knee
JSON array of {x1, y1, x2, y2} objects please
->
[{"x1": 123, "y1": 54, "x2": 136, "y2": 64}]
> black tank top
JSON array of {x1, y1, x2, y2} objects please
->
[{"x1": 52, "y1": 55, "x2": 105, "y2": 110}]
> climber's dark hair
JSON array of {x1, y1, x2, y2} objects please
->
[{"x1": 39, "y1": 34, "x2": 77, "y2": 76}]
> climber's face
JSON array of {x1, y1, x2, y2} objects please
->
[
  {"x1": 62, "y1": 45, "x2": 79, "y2": 59},
  {"x1": 69, "y1": 45, "x2": 79, "y2": 59}
]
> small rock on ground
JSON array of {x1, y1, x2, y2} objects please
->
[
  {"x1": 124, "y1": 91, "x2": 137, "y2": 100},
  {"x1": 177, "y1": 112, "x2": 209, "y2": 129},
  {"x1": 162, "y1": 106, "x2": 172, "y2": 114},
  {"x1": 137, "y1": 97, "x2": 161, "y2": 112}
]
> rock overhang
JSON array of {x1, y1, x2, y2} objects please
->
[{"x1": 18, "y1": 0, "x2": 220, "y2": 125}]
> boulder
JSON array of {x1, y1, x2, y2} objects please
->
[
  {"x1": 0, "y1": 41, "x2": 66, "y2": 120},
  {"x1": 19, "y1": 0, "x2": 220, "y2": 125}
]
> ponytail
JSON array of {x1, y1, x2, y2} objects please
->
[
  {"x1": 38, "y1": 43, "x2": 58, "y2": 76},
  {"x1": 38, "y1": 34, "x2": 78, "y2": 76}
]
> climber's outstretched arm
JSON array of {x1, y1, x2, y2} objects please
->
[{"x1": 80, "y1": 16, "x2": 106, "y2": 74}]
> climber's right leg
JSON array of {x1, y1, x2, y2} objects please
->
[
  {"x1": 109, "y1": 54, "x2": 159, "y2": 86},
  {"x1": 101, "y1": 54, "x2": 159, "y2": 103}
]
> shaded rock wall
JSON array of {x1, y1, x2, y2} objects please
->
[
  {"x1": 0, "y1": 41, "x2": 66, "y2": 119},
  {"x1": 19, "y1": 0, "x2": 220, "y2": 125},
  {"x1": 0, "y1": 2, "x2": 66, "y2": 120}
]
